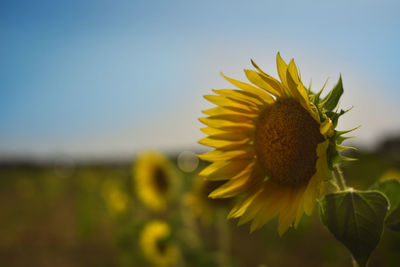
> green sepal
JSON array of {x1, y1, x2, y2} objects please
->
[
  {"x1": 325, "y1": 109, "x2": 345, "y2": 128},
  {"x1": 307, "y1": 78, "x2": 313, "y2": 92},
  {"x1": 327, "y1": 139, "x2": 339, "y2": 169},
  {"x1": 336, "y1": 144, "x2": 357, "y2": 152},
  {"x1": 336, "y1": 125, "x2": 360, "y2": 135},
  {"x1": 336, "y1": 135, "x2": 355, "y2": 145},
  {"x1": 331, "y1": 154, "x2": 357, "y2": 167},
  {"x1": 320, "y1": 75, "x2": 344, "y2": 111},
  {"x1": 327, "y1": 132, "x2": 357, "y2": 169},
  {"x1": 332, "y1": 155, "x2": 358, "y2": 166},
  {"x1": 320, "y1": 190, "x2": 389, "y2": 267},
  {"x1": 310, "y1": 77, "x2": 330, "y2": 105}
]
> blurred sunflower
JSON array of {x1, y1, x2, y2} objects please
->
[
  {"x1": 101, "y1": 179, "x2": 130, "y2": 216},
  {"x1": 379, "y1": 169, "x2": 400, "y2": 182},
  {"x1": 133, "y1": 151, "x2": 179, "y2": 212},
  {"x1": 140, "y1": 220, "x2": 180, "y2": 266},
  {"x1": 185, "y1": 177, "x2": 230, "y2": 224},
  {"x1": 198, "y1": 53, "x2": 352, "y2": 235}
]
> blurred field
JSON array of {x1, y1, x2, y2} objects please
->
[{"x1": 0, "y1": 139, "x2": 399, "y2": 267}]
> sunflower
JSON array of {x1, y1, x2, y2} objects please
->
[
  {"x1": 198, "y1": 53, "x2": 352, "y2": 235},
  {"x1": 185, "y1": 176, "x2": 230, "y2": 224},
  {"x1": 133, "y1": 151, "x2": 178, "y2": 212},
  {"x1": 379, "y1": 169, "x2": 400, "y2": 182},
  {"x1": 101, "y1": 179, "x2": 130, "y2": 216},
  {"x1": 140, "y1": 220, "x2": 180, "y2": 267}
]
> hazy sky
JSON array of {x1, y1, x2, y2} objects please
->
[{"x1": 1, "y1": 0, "x2": 400, "y2": 158}]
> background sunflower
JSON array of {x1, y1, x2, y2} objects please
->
[
  {"x1": 133, "y1": 151, "x2": 180, "y2": 212},
  {"x1": 140, "y1": 220, "x2": 180, "y2": 267},
  {"x1": 101, "y1": 178, "x2": 130, "y2": 216}
]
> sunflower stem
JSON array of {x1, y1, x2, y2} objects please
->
[
  {"x1": 179, "y1": 195, "x2": 203, "y2": 251},
  {"x1": 333, "y1": 165, "x2": 347, "y2": 191},
  {"x1": 333, "y1": 166, "x2": 359, "y2": 267},
  {"x1": 217, "y1": 210, "x2": 231, "y2": 267},
  {"x1": 351, "y1": 256, "x2": 359, "y2": 267}
]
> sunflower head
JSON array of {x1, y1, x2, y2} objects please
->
[
  {"x1": 140, "y1": 220, "x2": 180, "y2": 267},
  {"x1": 101, "y1": 179, "x2": 130, "y2": 216},
  {"x1": 198, "y1": 53, "x2": 353, "y2": 235},
  {"x1": 133, "y1": 151, "x2": 179, "y2": 212}
]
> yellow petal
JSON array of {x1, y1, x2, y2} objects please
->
[
  {"x1": 303, "y1": 140, "x2": 329, "y2": 215},
  {"x1": 276, "y1": 52, "x2": 289, "y2": 87},
  {"x1": 230, "y1": 161, "x2": 257, "y2": 180},
  {"x1": 200, "y1": 127, "x2": 251, "y2": 141},
  {"x1": 250, "y1": 59, "x2": 268, "y2": 76},
  {"x1": 199, "y1": 117, "x2": 253, "y2": 129},
  {"x1": 294, "y1": 197, "x2": 305, "y2": 228},
  {"x1": 198, "y1": 159, "x2": 251, "y2": 180},
  {"x1": 285, "y1": 68, "x2": 307, "y2": 105},
  {"x1": 198, "y1": 137, "x2": 249, "y2": 150},
  {"x1": 287, "y1": 59, "x2": 300, "y2": 83},
  {"x1": 200, "y1": 127, "x2": 230, "y2": 136},
  {"x1": 212, "y1": 89, "x2": 264, "y2": 106},
  {"x1": 197, "y1": 148, "x2": 253, "y2": 162},
  {"x1": 209, "y1": 172, "x2": 252, "y2": 198},
  {"x1": 253, "y1": 69, "x2": 291, "y2": 97},
  {"x1": 287, "y1": 60, "x2": 308, "y2": 102},
  {"x1": 320, "y1": 118, "x2": 334, "y2": 138},
  {"x1": 237, "y1": 191, "x2": 266, "y2": 225},
  {"x1": 302, "y1": 173, "x2": 320, "y2": 216},
  {"x1": 250, "y1": 186, "x2": 290, "y2": 233},
  {"x1": 221, "y1": 73, "x2": 274, "y2": 103},
  {"x1": 308, "y1": 102, "x2": 321, "y2": 123},
  {"x1": 228, "y1": 188, "x2": 263, "y2": 219},
  {"x1": 205, "y1": 113, "x2": 254, "y2": 123},
  {"x1": 294, "y1": 186, "x2": 310, "y2": 228},
  {"x1": 204, "y1": 95, "x2": 258, "y2": 113},
  {"x1": 277, "y1": 187, "x2": 305, "y2": 236},
  {"x1": 202, "y1": 106, "x2": 258, "y2": 118},
  {"x1": 244, "y1": 69, "x2": 282, "y2": 97},
  {"x1": 198, "y1": 160, "x2": 229, "y2": 176},
  {"x1": 296, "y1": 81, "x2": 310, "y2": 106},
  {"x1": 315, "y1": 140, "x2": 330, "y2": 180},
  {"x1": 209, "y1": 125, "x2": 255, "y2": 134}
]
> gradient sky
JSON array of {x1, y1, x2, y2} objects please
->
[{"x1": 1, "y1": 0, "x2": 400, "y2": 158}]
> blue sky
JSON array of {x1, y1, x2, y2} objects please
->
[{"x1": 1, "y1": 0, "x2": 399, "y2": 158}]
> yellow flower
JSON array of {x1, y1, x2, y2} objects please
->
[
  {"x1": 198, "y1": 53, "x2": 351, "y2": 235},
  {"x1": 185, "y1": 176, "x2": 230, "y2": 224},
  {"x1": 379, "y1": 169, "x2": 400, "y2": 182},
  {"x1": 140, "y1": 220, "x2": 180, "y2": 267},
  {"x1": 102, "y1": 179, "x2": 130, "y2": 216},
  {"x1": 133, "y1": 151, "x2": 179, "y2": 212}
]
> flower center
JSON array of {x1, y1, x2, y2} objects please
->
[
  {"x1": 254, "y1": 98, "x2": 324, "y2": 187},
  {"x1": 154, "y1": 167, "x2": 168, "y2": 193},
  {"x1": 156, "y1": 238, "x2": 168, "y2": 255}
]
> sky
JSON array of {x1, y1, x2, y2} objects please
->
[{"x1": 1, "y1": 0, "x2": 400, "y2": 159}]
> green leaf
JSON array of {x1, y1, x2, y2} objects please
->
[
  {"x1": 370, "y1": 179, "x2": 400, "y2": 211},
  {"x1": 320, "y1": 75, "x2": 344, "y2": 111},
  {"x1": 370, "y1": 179, "x2": 400, "y2": 231},
  {"x1": 320, "y1": 190, "x2": 389, "y2": 267},
  {"x1": 385, "y1": 205, "x2": 400, "y2": 231}
]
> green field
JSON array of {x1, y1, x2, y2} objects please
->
[{"x1": 0, "y1": 146, "x2": 399, "y2": 267}]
